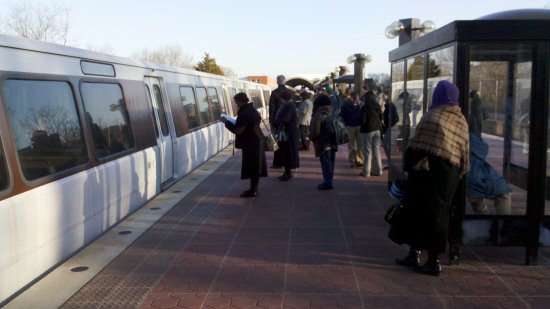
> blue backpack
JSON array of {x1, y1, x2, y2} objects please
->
[{"x1": 324, "y1": 114, "x2": 349, "y2": 145}]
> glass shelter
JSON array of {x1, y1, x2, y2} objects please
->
[{"x1": 388, "y1": 9, "x2": 550, "y2": 265}]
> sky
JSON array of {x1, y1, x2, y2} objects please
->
[{"x1": 1, "y1": 0, "x2": 550, "y2": 78}]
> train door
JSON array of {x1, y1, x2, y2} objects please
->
[
  {"x1": 221, "y1": 85, "x2": 235, "y2": 116},
  {"x1": 145, "y1": 77, "x2": 174, "y2": 186}
]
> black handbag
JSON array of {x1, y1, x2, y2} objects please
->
[
  {"x1": 274, "y1": 127, "x2": 288, "y2": 142},
  {"x1": 384, "y1": 200, "x2": 405, "y2": 225}
]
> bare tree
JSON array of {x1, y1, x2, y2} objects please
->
[
  {"x1": 3, "y1": 1, "x2": 71, "y2": 45},
  {"x1": 221, "y1": 66, "x2": 238, "y2": 78},
  {"x1": 85, "y1": 43, "x2": 116, "y2": 55},
  {"x1": 132, "y1": 44, "x2": 194, "y2": 69}
]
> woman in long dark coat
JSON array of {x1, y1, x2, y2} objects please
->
[
  {"x1": 272, "y1": 90, "x2": 300, "y2": 181},
  {"x1": 389, "y1": 81, "x2": 469, "y2": 275},
  {"x1": 221, "y1": 92, "x2": 267, "y2": 197}
]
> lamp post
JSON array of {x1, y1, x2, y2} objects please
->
[{"x1": 347, "y1": 54, "x2": 373, "y2": 97}]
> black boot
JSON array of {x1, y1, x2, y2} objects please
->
[
  {"x1": 278, "y1": 169, "x2": 292, "y2": 181},
  {"x1": 415, "y1": 252, "x2": 441, "y2": 276},
  {"x1": 395, "y1": 248, "x2": 421, "y2": 267}
]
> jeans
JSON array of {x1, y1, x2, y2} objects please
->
[
  {"x1": 361, "y1": 130, "x2": 382, "y2": 176},
  {"x1": 319, "y1": 149, "x2": 336, "y2": 185}
]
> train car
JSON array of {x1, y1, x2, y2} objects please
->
[{"x1": 0, "y1": 33, "x2": 271, "y2": 304}]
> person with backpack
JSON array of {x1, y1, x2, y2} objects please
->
[
  {"x1": 309, "y1": 94, "x2": 337, "y2": 190},
  {"x1": 359, "y1": 91, "x2": 383, "y2": 177},
  {"x1": 382, "y1": 90, "x2": 399, "y2": 159}
]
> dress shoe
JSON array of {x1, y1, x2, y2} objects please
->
[
  {"x1": 395, "y1": 250, "x2": 421, "y2": 267},
  {"x1": 356, "y1": 163, "x2": 363, "y2": 167},
  {"x1": 415, "y1": 260, "x2": 441, "y2": 276},
  {"x1": 317, "y1": 183, "x2": 333, "y2": 190},
  {"x1": 278, "y1": 173, "x2": 292, "y2": 181},
  {"x1": 270, "y1": 166, "x2": 282, "y2": 169},
  {"x1": 240, "y1": 190, "x2": 258, "y2": 198}
]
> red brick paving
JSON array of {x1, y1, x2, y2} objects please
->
[{"x1": 61, "y1": 147, "x2": 550, "y2": 309}]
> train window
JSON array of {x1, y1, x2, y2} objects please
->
[
  {"x1": 179, "y1": 86, "x2": 200, "y2": 130},
  {"x1": 81, "y1": 83, "x2": 135, "y2": 158},
  {"x1": 196, "y1": 87, "x2": 212, "y2": 124},
  {"x1": 0, "y1": 139, "x2": 8, "y2": 190},
  {"x1": 153, "y1": 85, "x2": 170, "y2": 136},
  {"x1": 207, "y1": 87, "x2": 222, "y2": 120},
  {"x1": 80, "y1": 61, "x2": 115, "y2": 77},
  {"x1": 3, "y1": 80, "x2": 88, "y2": 181}
]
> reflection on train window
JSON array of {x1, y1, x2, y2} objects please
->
[
  {"x1": 144, "y1": 85, "x2": 159, "y2": 138},
  {"x1": 153, "y1": 85, "x2": 170, "y2": 136},
  {"x1": 196, "y1": 87, "x2": 212, "y2": 125},
  {"x1": 81, "y1": 83, "x2": 135, "y2": 158},
  {"x1": 0, "y1": 139, "x2": 8, "y2": 190},
  {"x1": 3, "y1": 80, "x2": 88, "y2": 181},
  {"x1": 207, "y1": 87, "x2": 221, "y2": 120},
  {"x1": 250, "y1": 89, "x2": 263, "y2": 109},
  {"x1": 179, "y1": 86, "x2": 200, "y2": 130}
]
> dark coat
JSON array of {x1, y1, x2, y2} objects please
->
[
  {"x1": 467, "y1": 133, "x2": 511, "y2": 199},
  {"x1": 339, "y1": 101, "x2": 362, "y2": 127},
  {"x1": 383, "y1": 101, "x2": 399, "y2": 133},
  {"x1": 468, "y1": 95, "x2": 484, "y2": 138},
  {"x1": 272, "y1": 101, "x2": 300, "y2": 169},
  {"x1": 309, "y1": 105, "x2": 336, "y2": 157},
  {"x1": 360, "y1": 96, "x2": 383, "y2": 133},
  {"x1": 389, "y1": 147, "x2": 461, "y2": 254},
  {"x1": 224, "y1": 103, "x2": 267, "y2": 179},
  {"x1": 268, "y1": 85, "x2": 286, "y2": 125}
]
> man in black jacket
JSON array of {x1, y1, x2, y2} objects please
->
[{"x1": 268, "y1": 75, "x2": 287, "y2": 168}]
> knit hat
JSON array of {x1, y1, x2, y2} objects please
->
[
  {"x1": 314, "y1": 94, "x2": 331, "y2": 107},
  {"x1": 430, "y1": 80, "x2": 459, "y2": 110},
  {"x1": 233, "y1": 92, "x2": 249, "y2": 103},
  {"x1": 325, "y1": 87, "x2": 334, "y2": 94}
]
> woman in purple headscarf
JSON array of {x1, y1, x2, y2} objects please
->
[{"x1": 389, "y1": 80, "x2": 469, "y2": 276}]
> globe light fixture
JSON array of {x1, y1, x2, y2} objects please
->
[
  {"x1": 385, "y1": 19, "x2": 436, "y2": 40},
  {"x1": 385, "y1": 21, "x2": 405, "y2": 39}
]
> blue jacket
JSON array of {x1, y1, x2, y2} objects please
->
[
  {"x1": 467, "y1": 133, "x2": 511, "y2": 198},
  {"x1": 339, "y1": 101, "x2": 362, "y2": 127}
]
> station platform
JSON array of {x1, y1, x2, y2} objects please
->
[{"x1": 6, "y1": 145, "x2": 550, "y2": 309}]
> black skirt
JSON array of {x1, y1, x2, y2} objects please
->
[{"x1": 388, "y1": 156, "x2": 460, "y2": 254}]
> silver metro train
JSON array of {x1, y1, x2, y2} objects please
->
[{"x1": 0, "y1": 34, "x2": 272, "y2": 304}]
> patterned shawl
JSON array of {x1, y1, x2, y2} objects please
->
[{"x1": 409, "y1": 105, "x2": 470, "y2": 176}]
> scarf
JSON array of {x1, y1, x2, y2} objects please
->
[{"x1": 409, "y1": 105, "x2": 470, "y2": 176}]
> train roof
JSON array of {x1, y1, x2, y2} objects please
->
[{"x1": 0, "y1": 32, "x2": 257, "y2": 84}]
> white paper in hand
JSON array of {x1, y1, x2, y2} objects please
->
[{"x1": 221, "y1": 113, "x2": 236, "y2": 125}]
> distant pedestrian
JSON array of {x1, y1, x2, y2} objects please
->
[
  {"x1": 339, "y1": 92, "x2": 363, "y2": 167},
  {"x1": 268, "y1": 75, "x2": 287, "y2": 169},
  {"x1": 326, "y1": 87, "x2": 341, "y2": 115},
  {"x1": 309, "y1": 94, "x2": 337, "y2": 190},
  {"x1": 382, "y1": 90, "x2": 399, "y2": 158},
  {"x1": 359, "y1": 91, "x2": 383, "y2": 177},
  {"x1": 297, "y1": 91, "x2": 313, "y2": 151},
  {"x1": 468, "y1": 90, "x2": 485, "y2": 138},
  {"x1": 272, "y1": 90, "x2": 300, "y2": 181},
  {"x1": 221, "y1": 93, "x2": 267, "y2": 198},
  {"x1": 389, "y1": 80, "x2": 469, "y2": 276}
]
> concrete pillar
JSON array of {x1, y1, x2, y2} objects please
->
[{"x1": 354, "y1": 53, "x2": 367, "y2": 96}]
